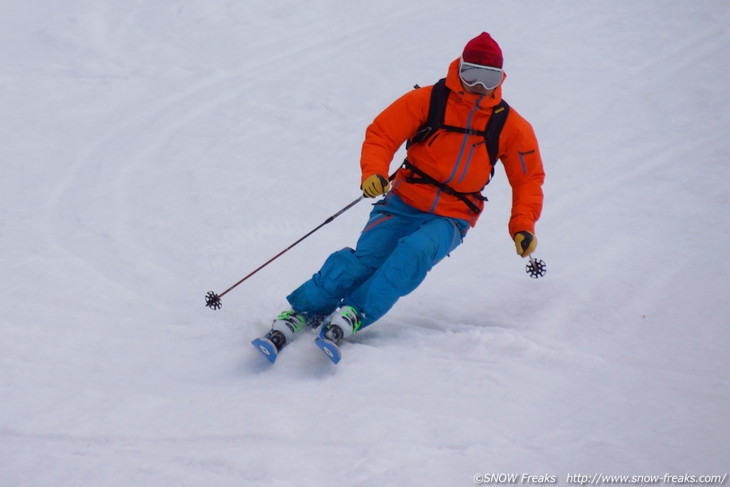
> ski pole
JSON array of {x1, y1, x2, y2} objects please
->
[
  {"x1": 206, "y1": 172, "x2": 398, "y2": 309},
  {"x1": 205, "y1": 195, "x2": 365, "y2": 310}
]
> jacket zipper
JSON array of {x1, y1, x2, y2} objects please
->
[{"x1": 428, "y1": 95, "x2": 484, "y2": 214}]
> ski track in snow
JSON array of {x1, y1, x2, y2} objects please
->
[{"x1": 1, "y1": 1, "x2": 729, "y2": 486}]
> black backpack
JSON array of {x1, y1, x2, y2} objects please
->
[{"x1": 402, "y1": 78, "x2": 510, "y2": 214}]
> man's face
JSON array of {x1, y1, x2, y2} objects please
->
[{"x1": 458, "y1": 58, "x2": 503, "y2": 96}]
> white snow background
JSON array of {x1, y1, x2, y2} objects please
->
[{"x1": 1, "y1": 1, "x2": 729, "y2": 486}]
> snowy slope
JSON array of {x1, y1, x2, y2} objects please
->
[{"x1": 2, "y1": 1, "x2": 729, "y2": 485}]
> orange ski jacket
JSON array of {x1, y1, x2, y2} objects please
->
[{"x1": 360, "y1": 59, "x2": 545, "y2": 235}]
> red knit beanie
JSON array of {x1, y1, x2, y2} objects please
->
[{"x1": 462, "y1": 32, "x2": 503, "y2": 68}]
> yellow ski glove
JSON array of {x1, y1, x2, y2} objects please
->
[
  {"x1": 514, "y1": 231, "x2": 537, "y2": 257},
  {"x1": 361, "y1": 174, "x2": 391, "y2": 198}
]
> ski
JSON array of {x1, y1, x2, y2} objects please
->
[
  {"x1": 251, "y1": 334, "x2": 343, "y2": 364},
  {"x1": 314, "y1": 337, "x2": 342, "y2": 364},
  {"x1": 250, "y1": 337, "x2": 279, "y2": 363}
]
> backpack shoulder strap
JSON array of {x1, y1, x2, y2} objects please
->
[
  {"x1": 485, "y1": 100, "x2": 510, "y2": 165},
  {"x1": 408, "y1": 78, "x2": 448, "y2": 146}
]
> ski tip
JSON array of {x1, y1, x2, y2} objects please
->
[
  {"x1": 314, "y1": 337, "x2": 341, "y2": 364},
  {"x1": 251, "y1": 337, "x2": 278, "y2": 364}
]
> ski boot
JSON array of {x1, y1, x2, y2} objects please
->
[
  {"x1": 314, "y1": 306, "x2": 362, "y2": 364},
  {"x1": 251, "y1": 310, "x2": 306, "y2": 363}
]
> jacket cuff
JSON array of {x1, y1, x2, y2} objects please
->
[{"x1": 508, "y1": 217, "x2": 535, "y2": 238}]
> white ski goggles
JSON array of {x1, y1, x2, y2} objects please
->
[{"x1": 459, "y1": 57, "x2": 503, "y2": 90}]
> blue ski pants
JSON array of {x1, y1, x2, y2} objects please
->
[{"x1": 286, "y1": 193, "x2": 470, "y2": 329}]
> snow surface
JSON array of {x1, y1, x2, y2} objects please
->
[{"x1": 2, "y1": 1, "x2": 729, "y2": 486}]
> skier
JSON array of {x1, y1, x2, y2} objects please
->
[{"x1": 256, "y1": 32, "x2": 545, "y2": 362}]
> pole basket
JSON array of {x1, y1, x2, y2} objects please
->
[
  {"x1": 526, "y1": 257, "x2": 547, "y2": 279},
  {"x1": 205, "y1": 291, "x2": 222, "y2": 310}
]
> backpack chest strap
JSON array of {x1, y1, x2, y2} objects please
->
[{"x1": 400, "y1": 159, "x2": 485, "y2": 215}]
